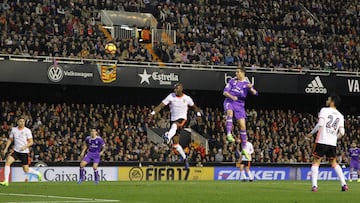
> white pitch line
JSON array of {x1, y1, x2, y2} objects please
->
[
  {"x1": 0, "y1": 193, "x2": 119, "y2": 202},
  {"x1": 6, "y1": 201, "x2": 103, "y2": 203}
]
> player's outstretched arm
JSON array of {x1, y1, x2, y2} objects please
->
[
  {"x1": 191, "y1": 104, "x2": 202, "y2": 117},
  {"x1": 150, "y1": 102, "x2": 166, "y2": 116}
]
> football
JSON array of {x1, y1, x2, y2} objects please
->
[{"x1": 105, "y1": 43, "x2": 117, "y2": 55}]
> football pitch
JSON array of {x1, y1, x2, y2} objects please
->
[{"x1": 0, "y1": 181, "x2": 358, "y2": 203}]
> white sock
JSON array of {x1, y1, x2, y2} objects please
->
[
  {"x1": 311, "y1": 165, "x2": 319, "y2": 187},
  {"x1": 174, "y1": 144, "x2": 186, "y2": 159},
  {"x1": 28, "y1": 167, "x2": 40, "y2": 177},
  {"x1": 4, "y1": 165, "x2": 10, "y2": 182},
  {"x1": 167, "y1": 123, "x2": 177, "y2": 140},
  {"x1": 247, "y1": 170, "x2": 253, "y2": 180},
  {"x1": 333, "y1": 164, "x2": 346, "y2": 186},
  {"x1": 240, "y1": 171, "x2": 246, "y2": 180}
]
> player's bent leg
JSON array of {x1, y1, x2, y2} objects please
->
[
  {"x1": 238, "y1": 118, "x2": 247, "y2": 146},
  {"x1": 225, "y1": 109, "x2": 235, "y2": 142},
  {"x1": 167, "y1": 123, "x2": 178, "y2": 141}
]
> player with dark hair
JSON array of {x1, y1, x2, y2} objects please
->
[
  {"x1": 307, "y1": 94, "x2": 348, "y2": 192},
  {"x1": 150, "y1": 82, "x2": 201, "y2": 169},
  {"x1": 0, "y1": 116, "x2": 42, "y2": 186},
  {"x1": 223, "y1": 66, "x2": 258, "y2": 159},
  {"x1": 348, "y1": 142, "x2": 360, "y2": 182},
  {"x1": 78, "y1": 127, "x2": 106, "y2": 184}
]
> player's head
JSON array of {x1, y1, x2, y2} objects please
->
[
  {"x1": 174, "y1": 83, "x2": 184, "y2": 96},
  {"x1": 16, "y1": 116, "x2": 26, "y2": 128},
  {"x1": 90, "y1": 127, "x2": 98, "y2": 138},
  {"x1": 235, "y1": 66, "x2": 246, "y2": 80},
  {"x1": 326, "y1": 93, "x2": 341, "y2": 107},
  {"x1": 351, "y1": 142, "x2": 356, "y2": 148}
]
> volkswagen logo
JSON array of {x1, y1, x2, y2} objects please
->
[{"x1": 48, "y1": 65, "x2": 64, "y2": 82}]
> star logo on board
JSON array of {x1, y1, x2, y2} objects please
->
[{"x1": 138, "y1": 69, "x2": 152, "y2": 84}]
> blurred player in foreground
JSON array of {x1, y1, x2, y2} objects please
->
[
  {"x1": 307, "y1": 94, "x2": 348, "y2": 192},
  {"x1": 78, "y1": 127, "x2": 106, "y2": 184}
]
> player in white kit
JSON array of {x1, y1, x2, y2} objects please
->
[
  {"x1": 307, "y1": 94, "x2": 348, "y2": 192},
  {"x1": 0, "y1": 116, "x2": 42, "y2": 186},
  {"x1": 150, "y1": 83, "x2": 202, "y2": 169},
  {"x1": 238, "y1": 141, "x2": 254, "y2": 181}
]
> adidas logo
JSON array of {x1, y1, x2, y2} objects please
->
[{"x1": 305, "y1": 76, "x2": 327, "y2": 94}]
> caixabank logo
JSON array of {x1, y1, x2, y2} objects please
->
[{"x1": 305, "y1": 76, "x2": 327, "y2": 94}]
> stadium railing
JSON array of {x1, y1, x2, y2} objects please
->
[{"x1": 0, "y1": 54, "x2": 359, "y2": 77}]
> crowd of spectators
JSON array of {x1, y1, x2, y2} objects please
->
[
  {"x1": 0, "y1": 0, "x2": 359, "y2": 71},
  {"x1": 1, "y1": 100, "x2": 359, "y2": 165}
]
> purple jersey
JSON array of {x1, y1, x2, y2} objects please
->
[
  {"x1": 86, "y1": 136, "x2": 105, "y2": 153},
  {"x1": 223, "y1": 78, "x2": 251, "y2": 119},
  {"x1": 349, "y1": 148, "x2": 360, "y2": 162},
  {"x1": 349, "y1": 147, "x2": 360, "y2": 170},
  {"x1": 223, "y1": 78, "x2": 251, "y2": 102}
]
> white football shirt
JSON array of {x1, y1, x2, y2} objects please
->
[
  {"x1": 10, "y1": 127, "x2": 33, "y2": 153},
  {"x1": 241, "y1": 141, "x2": 254, "y2": 161},
  {"x1": 315, "y1": 107, "x2": 344, "y2": 146},
  {"x1": 162, "y1": 93, "x2": 194, "y2": 121}
]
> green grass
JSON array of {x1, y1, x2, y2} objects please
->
[{"x1": 0, "y1": 181, "x2": 358, "y2": 203}]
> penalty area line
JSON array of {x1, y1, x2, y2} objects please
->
[{"x1": 0, "y1": 193, "x2": 120, "y2": 202}]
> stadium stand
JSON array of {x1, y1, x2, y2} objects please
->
[
  {"x1": 0, "y1": 0, "x2": 359, "y2": 71},
  {"x1": 0, "y1": 101, "x2": 358, "y2": 164}
]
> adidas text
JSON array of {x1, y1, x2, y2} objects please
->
[{"x1": 305, "y1": 87, "x2": 327, "y2": 94}]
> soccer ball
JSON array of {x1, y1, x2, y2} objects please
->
[{"x1": 105, "y1": 43, "x2": 117, "y2": 55}]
